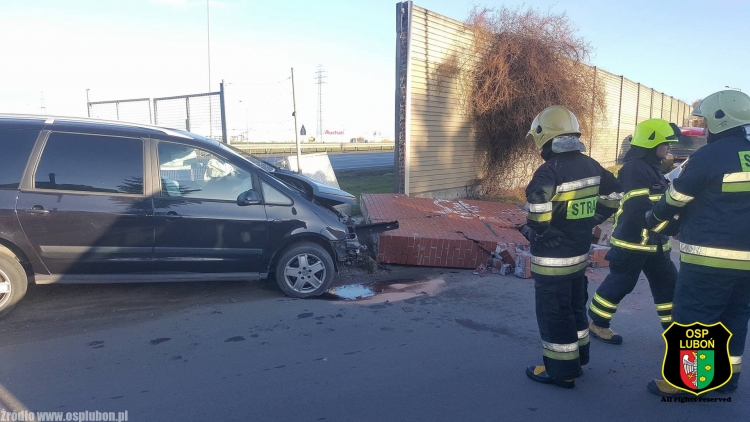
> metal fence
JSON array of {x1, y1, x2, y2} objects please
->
[
  {"x1": 590, "y1": 67, "x2": 693, "y2": 167},
  {"x1": 153, "y1": 85, "x2": 227, "y2": 142},
  {"x1": 87, "y1": 98, "x2": 152, "y2": 125},
  {"x1": 85, "y1": 83, "x2": 228, "y2": 143}
]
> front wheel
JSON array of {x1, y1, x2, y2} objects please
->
[
  {"x1": 0, "y1": 248, "x2": 28, "y2": 318},
  {"x1": 274, "y1": 242, "x2": 335, "y2": 298}
]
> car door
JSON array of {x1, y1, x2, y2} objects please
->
[
  {"x1": 152, "y1": 140, "x2": 268, "y2": 274},
  {"x1": 16, "y1": 131, "x2": 154, "y2": 275}
]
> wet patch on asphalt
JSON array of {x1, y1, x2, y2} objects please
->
[{"x1": 324, "y1": 278, "x2": 446, "y2": 304}]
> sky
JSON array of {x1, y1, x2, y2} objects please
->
[{"x1": 0, "y1": 0, "x2": 747, "y2": 142}]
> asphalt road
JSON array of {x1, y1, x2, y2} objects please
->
[{"x1": 0, "y1": 253, "x2": 747, "y2": 422}]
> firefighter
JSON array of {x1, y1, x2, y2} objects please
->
[
  {"x1": 588, "y1": 119, "x2": 681, "y2": 344},
  {"x1": 646, "y1": 90, "x2": 750, "y2": 397},
  {"x1": 522, "y1": 105, "x2": 621, "y2": 388}
]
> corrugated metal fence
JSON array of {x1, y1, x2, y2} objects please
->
[
  {"x1": 395, "y1": 1, "x2": 693, "y2": 198},
  {"x1": 590, "y1": 69, "x2": 692, "y2": 167}
]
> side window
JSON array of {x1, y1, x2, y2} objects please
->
[
  {"x1": 261, "y1": 181, "x2": 292, "y2": 205},
  {"x1": 0, "y1": 129, "x2": 40, "y2": 189},
  {"x1": 158, "y1": 142, "x2": 256, "y2": 201},
  {"x1": 34, "y1": 133, "x2": 144, "y2": 194}
]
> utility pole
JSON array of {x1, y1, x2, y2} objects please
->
[
  {"x1": 292, "y1": 68, "x2": 302, "y2": 174},
  {"x1": 86, "y1": 89, "x2": 91, "y2": 117},
  {"x1": 40, "y1": 92, "x2": 46, "y2": 115},
  {"x1": 315, "y1": 64, "x2": 327, "y2": 142},
  {"x1": 207, "y1": 0, "x2": 213, "y2": 139}
]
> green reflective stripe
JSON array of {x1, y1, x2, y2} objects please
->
[
  {"x1": 660, "y1": 315, "x2": 672, "y2": 323},
  {"x1": 655, "y1": 302, "x2": 673, "y2": 311},
  {"x1": 598, "y1": 198, "x2": 620, "y2": 208},
  {"x1": 652, "y1": 220, "x2": 669, "y2": 233},
  {"x1": 640, "y1": 229, "x2": 650, "y2": 245},
  {"x1": 622, "y1": 188, "x2": 650, "y2": 202},
  {"x1": 649, "y1": 194, "x2": 663, "y2": 202},
  {"x1": 722, "y1": 181, "x2": 750, "y2": 192},
  {"x1": 528, "y1": 212, "x2": 553, "y2": 222},
  {"x1": 594, "y1": 293, "x2": 618, "y2": 310},
  {"x1": 542, "y1": 348, "x2": 580, "y2": 361},
  {"x1": 531, "y1": 261, "x2": 588, "y2": 276},
  {"x1": 733, "y1": 364, "x2": 742, "y2": 373},
  {"x1": 681, "y1": 253, "x2": 750, "y2": 271},
  {"x1": 578, "y1": 336, "x2": 590, "y2": 346},
  {"x1": 590, "y1": 304, "x2": 613, "y2": 319},
  {"x1": 552, "y1": 186, "x2": 600, "y2": 202},
  {"x1": 610, "y1": 237, "x2": 671, "y2": 253}
]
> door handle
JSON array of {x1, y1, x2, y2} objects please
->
[{"x1": 25, "y1": 206, "x2": 49, "y2": 215}]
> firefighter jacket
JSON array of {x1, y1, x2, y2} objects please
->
[
  {"x1": 652, "y1": 125, "x2": 750, "y2": 274},
  {"x1": 526, "y1": 141, "x2": 622, "y2": 280},
  {"x1": 610, "y1": 147, "x2": 679, "y2": 254}
]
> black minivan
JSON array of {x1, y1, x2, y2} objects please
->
[{"x1": 0, "y1": 115, "x2": 395, "y2": 317}]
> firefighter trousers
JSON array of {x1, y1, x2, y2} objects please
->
[
  {"x1": 588, "y1": 248, "x2": 677, "y2": 330},
  {"x1": 672, "y1": 266, "x2": 750, "y2": 391},
  {"x1": 534, "y1": 274, "x2": 590, "y2": 380}
]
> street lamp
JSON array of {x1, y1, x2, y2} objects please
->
[{"x1": 725, "y1": 85, "x2": 742, "y2": 92}]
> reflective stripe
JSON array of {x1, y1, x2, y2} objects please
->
[
  {"x1": 528, "y1": 212, "x2": 552, "y2": 222},
  {"x1": 681, "y1": 254, "x2": 750, "y2": 271},
  {"x1": 610, "y1": 237, "x2": 671, "y2": 253},
  {"x1": 556, "y1": 176, "x2": 601, "y2": 193},
  {"x1": 660, "y1": 316, "x2": 672, "y2": 323},
  {"x1": 532, "y1": 253, "x2": 589, "y2": 267},
  {"x1": 552, "y1": 186, "x2": 599, "y2": 201},
  {"x1": 598, "y1": 197, "x2": 620, "y2": 208},
  {"x1": 578, "y1": 336, "x2": 590, "y2": 347},
  {"x1": 731, "y1": 356, "x2": 742, "y2": 365},
  {"x1": 722, "y1": 181, "x2": 750, "y2": 192},
  {"x1": 655, "y1": 302, "x2": 673, "y2": 311},
  {"x1": 666, "y1": 185, "x2": 694, "y2": 207},
  {"x1": 590, "y1": 304, "x2": 613, "y2": 319},
  {"x1": 527, "y1": 202, "x2": 553, "y2": 213},
  {"x1": 542, "y1": 348, "x2": 580, "y2": 361},
  {"x1": 594, "y1": 293, "x2": 618, "y2": 310},
  {"x1": 531, "y1": 261, "x2": 588, "y2": 276},
  {"x1": 543, "y1": 341, "x2": 579, "y2": 353},
  {"x1": 640, "y1": 229, "x2": 650, "y2": 246},
  {"x1": 723, "y1": 172, "x2": 750, "y2": 183},
  {"x1": 622, "y1": 188, "x2": 650, "y2": 202},
  {"x1": 652, "y1": 220, "x2": 669, "y2": 233},
  {"x1": 649, "y1": 194, "x2": 663, "y2": 203},
  {"x1": 680, "y1": 242, "x2": 750, "y2": 261},
  {"x1": 578, "y1": 329, "x2": 589, "y2": 339}
]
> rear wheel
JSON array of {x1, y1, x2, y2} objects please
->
[
  {"x1": 274, "y1": 242, "x2": 334, "y2": 298},
  {"x1": 0, "y1": 248, "x2": 28, "y2": 318}
]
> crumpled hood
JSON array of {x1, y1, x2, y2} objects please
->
[{"x1": 272, "y1": 169, "x2": 357, "y2": 206}]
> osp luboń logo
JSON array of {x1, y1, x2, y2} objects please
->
[{"x1": 661, "y1": 322, "x2": 732, "y2": 395}]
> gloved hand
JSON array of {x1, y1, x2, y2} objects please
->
[
  {"x1": 518, "y1": 225, "x2": 536, "y2": 242},
  {"x1": 645, "y1": 210, "x2": 660, "y2": 230},
  {"x1": 536, "y1": 228, "x2": 565, "y2": 249}
]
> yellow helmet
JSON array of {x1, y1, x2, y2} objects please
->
[
  {"x1": 528, "y1": 105, "x2": 581, "y2": 149},
  {"x1": 630, "y1": 118, "x2": 679, "y2": 149},
  {"x1": 692, "y1": 90, "x2": 750, "y2": 134}
]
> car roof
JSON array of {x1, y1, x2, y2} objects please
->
[{"x1": 0, "y1": 113, "x2": 217, "y2": 144}]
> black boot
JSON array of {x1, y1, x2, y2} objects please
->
[{"x1": 526, "y1": 365, "x2": 575, "y2": 389}]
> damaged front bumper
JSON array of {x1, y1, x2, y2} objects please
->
[{"x1": 331, "y1": 220, "x2": 399, "y2": 266}]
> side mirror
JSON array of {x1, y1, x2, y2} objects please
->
[{"x1": 237, "y1": 190, "x2": 261, "y2": 206}]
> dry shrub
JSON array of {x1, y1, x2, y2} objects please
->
[{"x1": 456, "y1": 6, "x2": 605, "y2": 194}]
